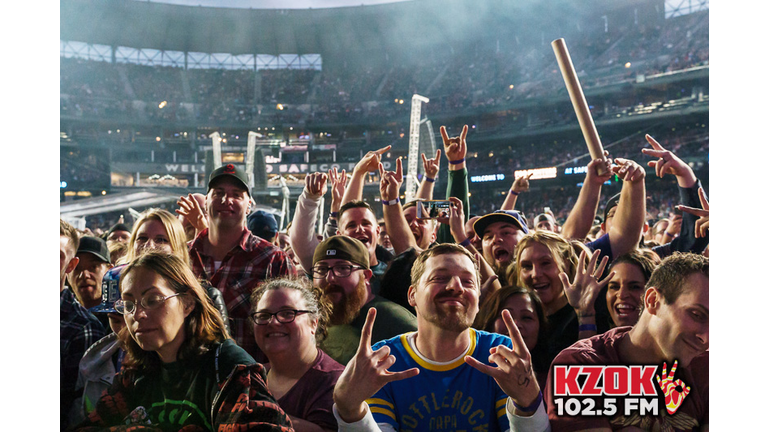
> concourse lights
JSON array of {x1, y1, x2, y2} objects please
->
[
  {"x1": 625, "y1": 62, "x2": 631, "y2": 68},
  {"x1": 509, "y1": 85, "x2": 514, "y2": 89},
  {"x1": 277, "y1": 104, "x2": 284, "y2": 110},
  {"x1": 156, "y1": 137, "x2": 161, "y2": 142},
  {"x1": 159, "y1": 101, "x2": 167, "y2": 109}
]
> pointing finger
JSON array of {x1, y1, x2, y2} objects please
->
[
  {"x1": 375, "y1": 145, "x2": 392, "y2": 155},
  {"x1": 357, "y1": 308, "x2": 377, "y2": 354},
  {"x1": 676, "y1": 205, "x2": 708, "y2": 217},
  {"x1": 698, "y1": 187, "x2": 709, "y2": 210},
  {"x1": 645, "y1": 134, "x2": 664, "y2": 151}
]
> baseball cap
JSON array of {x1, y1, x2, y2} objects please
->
[
  {"x1": 77, "y1": 236, "x2": 111, "y2": 263},
  {"x1": 89, "y1": 265, "x2": 125, "y2": 314},
  {"x1": 473, "y1": 210, "x2": 529, "y2": 238},
  {"x1": 208, "y1": 163, "x2": 250, "y2": 195},
  {"x1": 247, "y1": 210, "x2": 279, "y2": 240},
  {"x1": 603, "y1": 193, "x2": 621, "y2": 222},
  {"x1": 534, "y1": 213, "x2": 555, "y2": 226},
  {"x1": 313, "y1": 235, "x2": 370, "y2": 269}
]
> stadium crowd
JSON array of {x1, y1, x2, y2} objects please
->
[{"x1": 61, "y1": 116, "x2": 709, "y2": 430}]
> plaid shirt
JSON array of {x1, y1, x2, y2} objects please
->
[
  {"x1": 189, "y1": 229, "x2": 296, "y2": 360},
  {"x1": 61, "y1": 288, "x2": 106, "y2": 429}
]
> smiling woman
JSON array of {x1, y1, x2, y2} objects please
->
[
  {"x1": 72, "y1": 252, "x2": 293, "y2": 431},
  {"x1": 250, "y1": 277, "x2": 344, "y2": 432}
]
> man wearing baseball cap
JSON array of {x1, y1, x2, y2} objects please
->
[
  {"x1": 312, "y1": 236, "x2": 416, "y2": 365},
  {"x1": 67, "y1": 236, "x2": 113, "y2": 310},
  {"x1": 247, "y1": 210, "x2": 279, "y2": 243},
  {"x1": 188, "y1": 163, "x2": 296, "y2": 362},
  {"x1": 472, "y1": 209, "x2": 529, "y2": 274}
]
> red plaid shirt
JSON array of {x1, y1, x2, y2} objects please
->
[{"x1": 189, "y1": 229, "x2": 296, "y2": 360}]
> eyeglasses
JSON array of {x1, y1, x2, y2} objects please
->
[
  {"x1": 312, "y1": 264, "x2": 364, "y2": 278},
  {"x1": 251, "y1": 309, "x2": 314, "y2": 325},
  {"x1": 115, "y1": 293, "x2": 183, "y2": 315}
]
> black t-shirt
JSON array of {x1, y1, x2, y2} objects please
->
[{"x1": 378, "y1": 248, "x2": 420, "y2": 315}]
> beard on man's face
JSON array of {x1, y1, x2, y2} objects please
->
[
  {"x1": 323, "y1": 277, "x2": 369, "y2": 326},
  {"x1": 422, "y1": 290, "x2": 474, "y2": 333}
]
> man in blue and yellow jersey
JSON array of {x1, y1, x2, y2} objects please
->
[{"x1": 332, "y1": 243, "x2": 551, "y2": 431}]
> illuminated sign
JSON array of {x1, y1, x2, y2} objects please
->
[
  {"x1": 563, "y1": 166, "x2": 589, "y2": 175},
  {"x1": 514, "y1": 167, "x2": 557, "y2": 180},
  {"x1": 470, "y1": 174, "x2": 506, "y2": 183},
  {"x1": 60, "y1": 181, "x2": 68, "y2": 188}
]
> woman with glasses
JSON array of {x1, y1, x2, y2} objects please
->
[
  {"x1": 73, "y1": 251, "x2": 292, "y2": 431},
  {"x1": 250, "y1": 277, "x2": 344, "y2": 432}
]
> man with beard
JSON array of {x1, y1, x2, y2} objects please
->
[
  {"x1": 332, "y1": 244, "x2": 550, "y2": 431},
  {"x1": 67, "y1": 236, "x2": 113, "y2": 310},
  {"x1": 189, "y1": 163, "x2": 296, "y2": 362},
  {"x1": 313, "y1": 236, "x2": 417, "y2": 366}
]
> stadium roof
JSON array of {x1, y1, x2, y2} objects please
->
[
  {"x1": 143, "y1": 0, "x2": 412, "y2": 9},
  {"x1": 61, "y1": 0, "x2": 660, "y2": 61}
]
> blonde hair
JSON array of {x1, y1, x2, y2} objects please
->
[
  {"x1": 118, "y1": 251, "x2": 229, "y2": 371},
  {"x1": 119, "y1": 208, "x2": 190, "y2": 265},
  {"x1": 514, "y1": 231, "x2": 581, "y2": 287}
]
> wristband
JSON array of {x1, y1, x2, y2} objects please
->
[
  {"x1": 664, "y1": 230, "x2": 677, "y2": 238},
  {"x1": 509, "y1": 190, "x2": 520, "y2": 196},
  {"x1": 459, "y1": 237, "x2": 472, "y2": 247},
  {"x1": 448, "y1": 158, "x2": 465, "y2": 165},
  {"x1": 381, "y1": 198, "x2": 400, "y2": 206},
  {"x1": 578, "y1": 323, "x2": 597, "y2": 332},
  {"x1": 425, "y1": 177, "x2": 436, "y2": 183},
  {"x1": 512, "y1": 391, "x2": 543, "y2": 413},
  {"x1": 330, "y1": 212, "x2": 339, "y2": 218}
]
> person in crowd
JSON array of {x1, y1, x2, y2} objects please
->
[
  {"x1": 311, "y1": 235, "x2": 417, "y2": 365},
  {"x1": 74, "y1": 252, "x2": 293, "y2": 431},
  {"x1": 473, "y1": 285, "x2": 549, "y2": 388},
  {"x1": 533, "y1": 213, "x2": 557, "y2": 232},
  {"x1": 515, "y1": 231, "x2": 614, "y2": 371},
  {"x1": 187, "y1": 164, "x2": 296, "y2": 362},
  {"x1": 545, "y1": 252, "x2": 709, "y2": 431},
  {"x1": 247, "y1": 210, "x2": 279, "y2": 243},
  {"x1": 105, "y1": 223, "x2": 131, "y2": 245},
  {"x1": 377, "y1": 219, "x2": 394, "y2": 256},
  {"x1": 472, "y1": 209, "x2": 529, "y2": 281},
  {"x1": 68, "y1": 236, "x2": 113, "y2": 309},
  {"x1": 69, "y1": 265, "x2": 127, "y2": 426},
  {"x1": 605, "y1": 249, "x2": 661, "y2": 328},
  {"x1": 277, "y1": 229, "x2": 304, "y2": 274},
  {"x1": 61, "y1": 220, "x2": 106, "y2": 431},
  {"x1": 332, "y1": 244, "x2": 550, "y2": 432},
  {"x1": 251, "y1": 277, "x2": 345, "y2": 432}
]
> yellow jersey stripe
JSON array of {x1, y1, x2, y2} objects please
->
[
  {"x1": 401, "y1": 329, "x2": 478, "y2": 371},
  {"x1": 366, "y1": 398, "x2": 395, "y2": 409},
  {"x1": 370, "y1": 406, "x2": 397, "y2": 420}
]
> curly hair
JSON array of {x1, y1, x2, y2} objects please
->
[{"x1": 249, "y1": 276, "x2": 333, "y2": 343}]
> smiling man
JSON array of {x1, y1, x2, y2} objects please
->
[
  {"x1": 545, "y1": 252, "x2": 709, "y2": 431},
  {"x1": 312, "y1": 236, "x2": 416, "y2": 366},
  {"x1": 189, "y1": 163, "x2": 296, "y2": 362},
  {"x1": 332, "y1": 243, "x2": 550, "y2": 432}
]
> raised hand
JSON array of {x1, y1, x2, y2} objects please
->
[
  {"x1": 176, "y1": 193, "x2": 208, "y2": 233},
  {"x1": 464, "y1": 310, "x2": 541, "y2": 413},
  {"x1": 328, "y1": 167, "x2": 348, "y2": 213},
  {"x1": 585, "y1": 151, "x2": 613, "y2": 185},
  {"x1": 656, "y1": 360, "x2": 691, "y2": 415},
  {"x1": 378, "y1": 158, "x2": 403, "y2": 202},
  {"x1": 511, "y1": 172, "x2": 534, "y2": 194},
  {"x1": 677, "y1": 187, "x2": 709, "y2": 238},
  {"x1": 559, "y1": 249, "x2": 613, "y2": 317},
  {"x1": 421, "y1": 149, "x2": 441, "y2": 180},
  {"x1": 440, "y1": 125, "x2": 468, "y2": 163},
  {"x1": 612, "y1": 157, "x2": 646, "y2": 183},
  {"x1": 305, "y1": 172, "x2": 328, "y2": 198},
  {"x1": 442, "y1": 196, "x2": 468, "y2": 244},
  {"x1": 355, "y1": 145, "x2": 392, "y2": 175},
  {"x1": 641, "y1": 135, "x2": 695, "y2": 184},
  {"x1": 333, "y1": 308, "x2": 419, "y2": 422}
]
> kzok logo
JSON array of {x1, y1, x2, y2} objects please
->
[{"x1": 552, "y1": 361, "x2": 691, "y2": 417}]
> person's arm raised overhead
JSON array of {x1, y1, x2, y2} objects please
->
[
  {"x1": 415, "y1": 149, "x2": 441, "y2": 201},
  {"x1": 437, "y1": 125, "x2": 470, "y2": 244},
  {"x1": 325, "y1": 167, "x2": 348, "y2": 239},
  {"x1": 606, "y1": 157, "x2": 646, "y2": 259},
  {"x1": 500, "y1": 172, "x2": 533, "y2": 211},
  {"x1": 379, "y1": 159, "x2": 419, "y2": 255},
  {"x1": 561, "y1": 153, "x2": 612, "y2": 240},
  {"x1": 642, "y1": 134, "x2": 708, "y2": 257},
  {"x1": 559, "y1": 249, "x2": 614, "y2": 340},
  {"x1": 342, "y1": 145, "x2": 392, "y2": 206},
  {"x1": 290, "y1": 172, "x2": 328, "y2": 273}
]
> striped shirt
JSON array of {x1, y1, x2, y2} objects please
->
[{"x1": 189, "y1": 228, "x2": 296, "y2": 361}]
